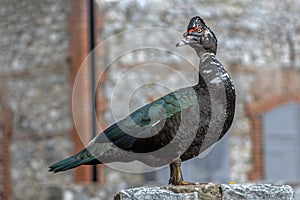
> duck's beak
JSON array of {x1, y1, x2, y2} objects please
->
[
  {"x1": 176, "y1": 32, "x2": 202, "y2": 47},
  {"x1": 176, "y1": 37, "x2": 191, "y2": 47}
]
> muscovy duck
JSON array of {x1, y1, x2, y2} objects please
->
[{"x1": 49, "y1": 16, "x2": 236, "y2": 185}]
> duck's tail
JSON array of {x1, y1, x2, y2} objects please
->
[{"x1": 49, "y1": 148, "x2": 100, "y2": 173}]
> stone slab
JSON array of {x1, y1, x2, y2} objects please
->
[
  {"x1": 221, "y1": 183, "x2": 295, "y2": 200},
  {"x1": 114, "y1": 183, "x2": 295, "y2": 200}
]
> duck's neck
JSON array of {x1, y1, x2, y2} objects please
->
[
  {"x1": 196, "y1": 50, "x2": 216, "y2": 86},
  {"x1": 198, "y1": 51, "x2": 215, "y2": 65}
]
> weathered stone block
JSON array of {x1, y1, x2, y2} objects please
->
[
  {"x1": 114, "y1": 184, "x2": 221, "y2": 200},
  {"x1": 114, "y1": 184, "x2": 295, "y2": 200},
  {"x1": 221, "y1": 184, "x2": 295, "y2": 200}
]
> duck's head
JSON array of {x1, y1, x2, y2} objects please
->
[{"x1": 176, "y1": 16, "x2": 217, "y2": 54}]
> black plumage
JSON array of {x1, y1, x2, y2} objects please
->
[{"x1": 49, "y1": 16, "x2": 236, "y2": 185}]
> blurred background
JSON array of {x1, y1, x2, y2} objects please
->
[{"x1": 1, "y1": 0, "x2": 300, "y2": 199}]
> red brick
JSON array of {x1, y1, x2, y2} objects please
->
[
  {"x1": 0, "y1": 101, "x2": 13, "y2": 200},
  {"x1": 68, "y1": 0, "x2": 105, "y2": 184}
]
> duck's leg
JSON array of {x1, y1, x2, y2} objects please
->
[
  {"x1": 169, "y1": 160, "x2": 181, "y2": 185},
  {"x1": 169, "y1": 158, "x2": 194, "y2": 185}
]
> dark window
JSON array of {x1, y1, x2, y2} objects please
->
[{"x1": 263, "y1": 102, "x2": 300, "y2": 182}]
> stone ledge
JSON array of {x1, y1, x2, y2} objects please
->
[
  {"x1": 221, "y1": 184, "x2": 295, "y2": 200},
  {"x1": 114, "y1": 183, "x2": 295, "y2": 200}
]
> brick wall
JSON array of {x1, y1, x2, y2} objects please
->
[
  {"x1": 0, "y1": 0, "x2": 74, "y2": 199},
  {"x1": 0, "y1": 0, "x2": 300, "y2": 199},
  {"x1": 0, "y1": 97, "x2": 13, "y2": 200}
]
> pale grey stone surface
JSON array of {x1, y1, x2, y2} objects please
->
[
  {"x1": 114, "y1": 184, "x2": 295, "y2": 200},
  {"x1": 115, "y1": 186, "x2": 195, "y2": 200},
  {"x1": 221, "y1": 184, "x2": 295, "y2": 200},
  {"x1": 114, "y1": 184, "x2": 221, "y2": 200}
]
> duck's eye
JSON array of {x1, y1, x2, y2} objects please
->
[{"x1": 188, "y1": 26, "x2": 201, "y2": 34}]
